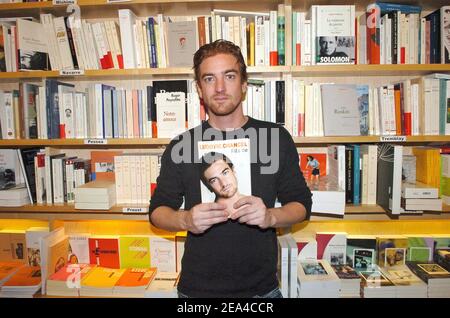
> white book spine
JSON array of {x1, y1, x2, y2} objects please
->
[
  {"x1": 53, "y1": 17, "x2": 74, "y2": 70},
  {"x1": 118, "y1": 9, "x2": 138, "y2": 69}
]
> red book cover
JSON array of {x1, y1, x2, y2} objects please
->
[
  {"x1": 270, "y1": 51, "x2": 278, "y2": 66},
  {"x1": 316, "y1": 233, "x2": 334, "y2": 260},
  {"x1": 88, "y1": 237, "x2": 120, "y2": 269},
  {"x1": 117, "y1": 54, "x2": 124, "y2": 69},
  {"x1": 296, "y1": 44, "x2": 301, "y2": 65},
  {"x1": 366, "y1": 6, "x2": 380, "y2": 64}
]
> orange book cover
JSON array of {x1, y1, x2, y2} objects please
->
[
  {"x1": 298, "y1": 150, "x2": 327, "y2": 180},
  {"x1": 114, "y1": 267, "x2": 157, "y2": 288},
  {"x1": 0, "y1": 262, "x2": 24, "y2": 281},
  {"x1": 88, "y1": 236, "x2": 120, "y2": 269},
  {"x1": 90, "y1": 150, "x2": 123, "y2": 181},
  {"x1": 3, "y1": 266, "x2": 41, "y2": 286}
]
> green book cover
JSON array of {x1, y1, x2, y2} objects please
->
[
  {"x1": 277, "y1": 5, "x2": 285, "y2": 65},
  {"x1": 119, "y1": 236, "x2": 151, "y2": 268}
]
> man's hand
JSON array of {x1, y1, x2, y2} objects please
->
[
  {"x1": 184, "y1": 202, "x2": 228, "y2": 234},
  {"x1": 230, "y1": 196, "x2": 276, "y2": 229}
]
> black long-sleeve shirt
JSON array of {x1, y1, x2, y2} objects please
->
[{"x1": 149, "y1": 117, "x2": 312, "y2": 297}]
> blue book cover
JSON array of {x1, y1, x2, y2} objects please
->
[
  {"x1": 112, "y1": 89, "x2": 119, "y2": 138},
  {"x1": 352, "y1": 144, "x2": 360, "y2": 205},
  {"x1": 148, "y1": 18, "x2": 158, "y2": 68},
  {"x1": 356, "y1": 85, "x2": 369, "y2": 136},
  {"x1": 45, "y1": 79, "x2": 74, "y2": 139},
  {"x1": 425, "y1": 9, "x2": 441, "y2": 64},
  {"x1": 375, "y1": 2, "x2": 421, "y2": 14},
  {"x1": 101, "y1": 84, "x2": 115, "y2": 139}
]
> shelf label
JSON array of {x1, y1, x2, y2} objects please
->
[
  {"x1": 53, "y1": 0, "x2": 77, "y2": 5},
  {"x1": 380, "y1": 136, "x2": 406, "y2": 142},
  {"x1": 84, "y1": 139, "x2": 108, "y2": 145},
  {"x1": 123, "y1": 207, "x2": 148, "y2": 214},
  {"x1": 107, "y1": 0, "x2": 132, "y2": 3},
  {"x1": 59, "y1": 69, "x2": 84, "y2": 76}
]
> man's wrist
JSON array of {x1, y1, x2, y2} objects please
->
[{"x1": 267, "y1": 208, "x2": 277, "y2": 228}]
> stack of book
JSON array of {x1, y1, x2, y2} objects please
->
[
  {"x1": 435, "y1": 249, "x2": 450, "y2": 272},
  {"x1": 407, "y1": 262, "x2": 450, "y2": 298},
  {"x1": 359, "y1": 267, "x2": 396, "y2": 298},
  {"x1": 144, "y1": 272, "x2": 179, "y2": 298},
  {"x1": 74, "y1": 180, "x2": 116, "y2": 210},
  {"x1": 401, "y1": 182, "x2": 442, "y2": 212},
  {"x1": 297, "y1": 260, "x2": 340, "y2": 298},
  {"x1": 307, "y1": 177, "x2": 345, "y2": 216},
  {"x1": 0, "y1": 262, "x2": 24, "y2": 286},
  {"x1": 112, "y1": 267, "x2": 157, "y2": 298},
  {"x1": 0, "y1": 266, "x2": 42, "y2": 298},
  {"x1": 331, "y1": 265, "x2": 361, "y2": 298},
  {"x1": 79, "y1": 267, "x2": 125, "y2": 297},
  {"x1": 46, "y1": 264, "x2": 93, "y2": 297},
  {"x1": 381, "y1": 265, "x2": 427, "y2": 298},
  {"x1": 0, "y1": 185, "x2": 30, "y2": 207}
]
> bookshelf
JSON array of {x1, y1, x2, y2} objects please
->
[
  {"x1": 0, "y1": 0, "x2": 447, "y2": 212},
  {"x1": 0, "y1": 0, "x2": 449, "y2": 283}
]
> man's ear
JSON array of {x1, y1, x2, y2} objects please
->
[
  {"x1": 241, "y1": 82, "x2": 247, "y2": 101},
  {"x1": 196, "y1": 81, "x2": 203, "y2": 100}
]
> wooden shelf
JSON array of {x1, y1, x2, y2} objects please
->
[
  {"x1": 0, "y1": 0, "x2": 270, "y2": 11},
  {"x1": 291, "y1": 64, "x2": 450, "y2": 77},
  {"x1": 0, "y1": 205, "x2": 149, "y2": 221},
  {"x1": 0, "y1": 66, "x2": 290, "y2": 81},
  {"x1": 2, "y1": 135, "x2": 450, "y2": 148},
  {"x1": 0, "y1": 65, "x2": 448, "y2": 81},
  {"x1": 1, "y1": 203, "x2": 449, "y2": 222},
  {"x1": 309, "y1": 204, "x2": 450, "y2": 221},
  {"x1": 294, "y1": 135, "x2": 450, "y2": 144},
  {"x1": 0, "y1": 138, "x2": 171, "y2": 148}
]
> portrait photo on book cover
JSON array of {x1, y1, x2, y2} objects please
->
[
  {"x1": 198, "y1": 139, "x2": 251, "y2": 217},
  {"x1": 19, "y1": 49, "x2": 48, "y2": 71},
  {"x1": 316, "y1": 36, "x2": 355, "y2": 64}
]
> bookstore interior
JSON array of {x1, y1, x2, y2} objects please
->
[{"x1": 0, "y1": 0, "x2": 450, "y2": 299}]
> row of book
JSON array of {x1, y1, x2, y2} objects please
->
[
  {"x1": 2, "y1": 3, "x2": 450, "y2": 72},
  {"x1": 0, "y1": 227, "x2": 186, "y2": 275},
  {"x1": 0, "y1": 262, "x2": 179, "y2": 298},
  {"x1": 294, "y1": 3, "x2": 450, "y2": 66},
  {"x1": 301, "y1": 144, "x2": 448, "y2": 215},
  {"x1": 1, "y1": 73, "x2": 450, "y2": 143},
  {"x1": 0, "y1": 79, "x2": 205, "y2": 141},
  {"x1": 278, "y1": 232, "x2": 450, "y2": 298}
]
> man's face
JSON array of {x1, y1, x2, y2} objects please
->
[
  {"x1": 196, "y1": 53, "x2": 247, "y2": 118},
  {"x1": 319, "y1": 37, "x2": 337, "y2": 56},
  {"x1": 203, "y1": 159, "x2": 238, "y2": 198}
]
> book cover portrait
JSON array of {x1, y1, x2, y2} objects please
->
[{"x1": 198, "y1": 139, "x2": 251, "y2": 217}]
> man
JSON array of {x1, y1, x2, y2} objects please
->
[
  {"x1": 149, "y1": 40, "x2": 312, "y2": 298},
  {"x1": 200, "y1": 152, "x2": 245, "y2": 217},
  {"x1": 318, "y1": 36, "x2": 348, "y2": 58}
]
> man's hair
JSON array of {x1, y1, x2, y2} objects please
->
[
  {"x1": 199, "y1": 152, "x2": 234, "y2": 192},
  {"x1": 193, "y1": 40, "x2": 248, "y2": 84},
  {"x1": 319, "y1": 36, "x2": 338, "y2": 42}
]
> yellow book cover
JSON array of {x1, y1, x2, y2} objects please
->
[
  {"x1": 119, "y1": 236, "x2": 151, "y2": 269},
  {"x1": 81, "y1": 266, "x2": 125, "y2": 288},
  {"x1": 47, "y1": 237, "x2": 69, "y2": 278},
  {"x1": 412, "y1": 147, "x2": 441, "y2": 191},
  {"x1": 249, "y1": 22, "x2": 255, "y2": 66}
]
